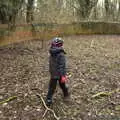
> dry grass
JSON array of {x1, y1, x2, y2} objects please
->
[
  {"x1": 0, "y1": 29, "x2": 61, "y2": 46},
  {"x1": 0, "y1": 22, "x2": 120, "y2": 47}
]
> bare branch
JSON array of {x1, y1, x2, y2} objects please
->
[{"x1": 36, "y1": 94, "x2": 60, "y2": 120}]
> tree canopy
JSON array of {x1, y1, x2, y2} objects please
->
[{"x1": 0, "y1": 0, "x2": 120, "y2": 24}]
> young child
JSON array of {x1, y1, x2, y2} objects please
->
[{"x1": 46, "y1": 37, "x2": 69, "y2": 106}]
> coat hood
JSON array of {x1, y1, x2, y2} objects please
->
[{"x1": 49, "y1": 47, "x2": 66, "y2": 56}]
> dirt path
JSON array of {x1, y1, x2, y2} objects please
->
[{"x1": 0, "y1": 35, "x2": 120, "y2": 120}]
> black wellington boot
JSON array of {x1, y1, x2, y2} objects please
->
[{"x1": 46, "y1": 98, "x2": 52, "y2": 107}]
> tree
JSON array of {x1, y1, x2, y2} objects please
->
[
  {"x1": 0, "y1": 0, "x2": 25, "y2": 28},
  {"x1": 26, "y1": 0, "x2": 35, "y2": 23},
  {"x1": 76, "y1": 0, "x2": 98, "y2": 19},
  {"x1": 105, "y1": 0, "x2": 120, "y2": 21}
]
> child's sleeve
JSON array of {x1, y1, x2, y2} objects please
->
[{"x1": 57, "y1": 53, "x2": 66, "y2": 76}]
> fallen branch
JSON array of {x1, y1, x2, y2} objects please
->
[
  {"x1": 36, "y1": 94, "x2": 60, "y2": 120},
  {"x1": 0, "y1": 96, "x2": 17, "y2": 105},
  {"x1": 92, "y1": 91, "x2": 111, "y2": 99},
  {"x1": 92, "y1": 88, "x2": 120, "y2": 99}
]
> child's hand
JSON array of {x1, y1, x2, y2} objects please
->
[{"x1": 61, "y1": 76, "x2": 67, "y2": 83}]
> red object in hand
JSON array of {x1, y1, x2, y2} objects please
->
[{"x1": 61, "y1": 76, "x2": 67, "y2": 83}]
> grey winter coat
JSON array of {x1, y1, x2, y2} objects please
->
[{"x1": 49, "y1": 47, "x2": 66, "y2": 79}]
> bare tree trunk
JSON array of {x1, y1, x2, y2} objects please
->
[
  {"x1": 76, "y1": 0, "x2": 98, "y2": 20},
  {"x1": 26, "y1": 0, "x2": 34, "y2": 23}
]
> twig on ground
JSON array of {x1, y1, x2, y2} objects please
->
[
  {"x1": 0, "y1": 96, "x2": 17, "y2": 105},
  {"x1": 92, "y1": 88, "x2": 120, "y2": 99},
  {"x1": 36, "y1": 94, "x2": 60, "y2": 120},
  {"x1": 92, "y1": 91, "x2": 111, "y2": 99},
  {"x1": 43, "y1": 109, "x2": 48, "y2": 118},
  {"x1": 90, "y1": 39, "x2": 94, "y2": 48}
]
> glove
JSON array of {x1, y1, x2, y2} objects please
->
[{"x1": 61, "y1": 76, "x2": 67, "y2": 83}]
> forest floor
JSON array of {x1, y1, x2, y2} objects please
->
[{"x1": 0, "y1": 35, "x2": 120, "y2": 120}]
